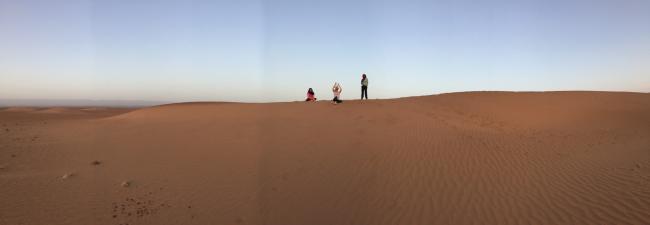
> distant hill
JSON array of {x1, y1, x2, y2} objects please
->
[{"x1": 0, "y1": 99, "x2": 168, "y2": 107}]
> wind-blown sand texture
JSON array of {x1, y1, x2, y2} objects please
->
[{"x1": 1, "y1": 92, "x2": 649, "y2": 225}]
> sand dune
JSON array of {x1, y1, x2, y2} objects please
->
[
  {"x1": 1, "y1": 92, "x2": 649, "y2": 225},
  {"x1": 2, "y1": 107, "x2": 39, "y2": 112},
  {"x1": 34, "y1": 107, "x2": 83, "y2": 114}
]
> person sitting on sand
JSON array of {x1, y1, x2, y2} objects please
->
[
  {"x1": 306, "y1": 88, "x2": 317, "y2": 101},
  {"x1": 332, "y1": 82, "x2": 343, "y2": 104}
]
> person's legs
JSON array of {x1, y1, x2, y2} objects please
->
[
  {"x1": 361, "y1": 86, "x2": 368, "y2": 99},
  {"x1": 365, "y1": 86, "x2": 368, "y2": 99},
  {"x1": 332, "y1": 96, "x2": 342, "y2": 103}
]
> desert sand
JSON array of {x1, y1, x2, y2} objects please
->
[{"x1": 1, "y1": 91, "x2": 649, "y2": 225}]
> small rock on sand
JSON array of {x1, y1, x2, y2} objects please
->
[
  {"x1": 121, "y1": 181, "x2": 131, "y2": 187},
  {"x1": 62, "y1": 173, "x2": 74, "y2": 179},
  {"x1": 91, "y1": 160, "x2": 102, "y2": 165},
  {"x1": 636, "y1": 164, "x2": 642, "y2": 169}
]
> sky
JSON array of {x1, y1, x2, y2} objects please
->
[{"x1": 1, "y1": 0, "x2": 649, "y2": 103}]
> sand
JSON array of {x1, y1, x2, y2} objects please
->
[{"x1": 1, "y1": 91, "x2": 649, "y2": 225}]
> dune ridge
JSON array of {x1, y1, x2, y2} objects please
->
[{"x1": 0, "y1": 91, "x2": 649, "y2": 225}]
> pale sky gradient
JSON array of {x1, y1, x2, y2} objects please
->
[{"x1": 1, "y1": 0, "x2": 649, "y2": 103}]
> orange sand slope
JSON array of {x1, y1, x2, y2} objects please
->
[{"x1": 1, "y1": 91, "x2": 649, "y2": 225}]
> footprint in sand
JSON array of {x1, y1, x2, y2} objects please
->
[{"x1": 113, "y1": 193, "x2": 169, "y2": 221}]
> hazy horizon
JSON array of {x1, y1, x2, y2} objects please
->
[
  {"x1": 2, "y1": 90, "x2": 650, "y2": 107},
  {"x1": 2, "y1": 0, "x2": 649, "y2": 103},
  {"x1": 0, "y1": 98, "x2": 167, "y2": 107}
]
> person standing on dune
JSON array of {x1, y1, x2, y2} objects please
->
[{"x1": 361, "y1": 74, "x2": 369, "y2": 100}]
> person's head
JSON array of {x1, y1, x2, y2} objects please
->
[
  {"x1": 308, "y1": 88, "x2": 314, "y2": 94},
  {"x1": 362, "y1": 74, "x2": 367, "y2": 79}
]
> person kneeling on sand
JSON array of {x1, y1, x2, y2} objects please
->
[
  {"x1": 306, "y1": 88, "x2": 317, "y2": 101},
  {"x1": 332, "y1": 82, "x2": 343, "y2": 104}
]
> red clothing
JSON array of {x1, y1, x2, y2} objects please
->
[{"x1": 306, "y1": 92, "x2": 316, "y2": 101}]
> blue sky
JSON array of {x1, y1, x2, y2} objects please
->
[{"x1": 1, "y1": 0, "x2": 649, "y2": 103}]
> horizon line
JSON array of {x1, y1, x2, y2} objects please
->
[{"x1": 1, "y1": 90, "x2": 648, "y2": 108}]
